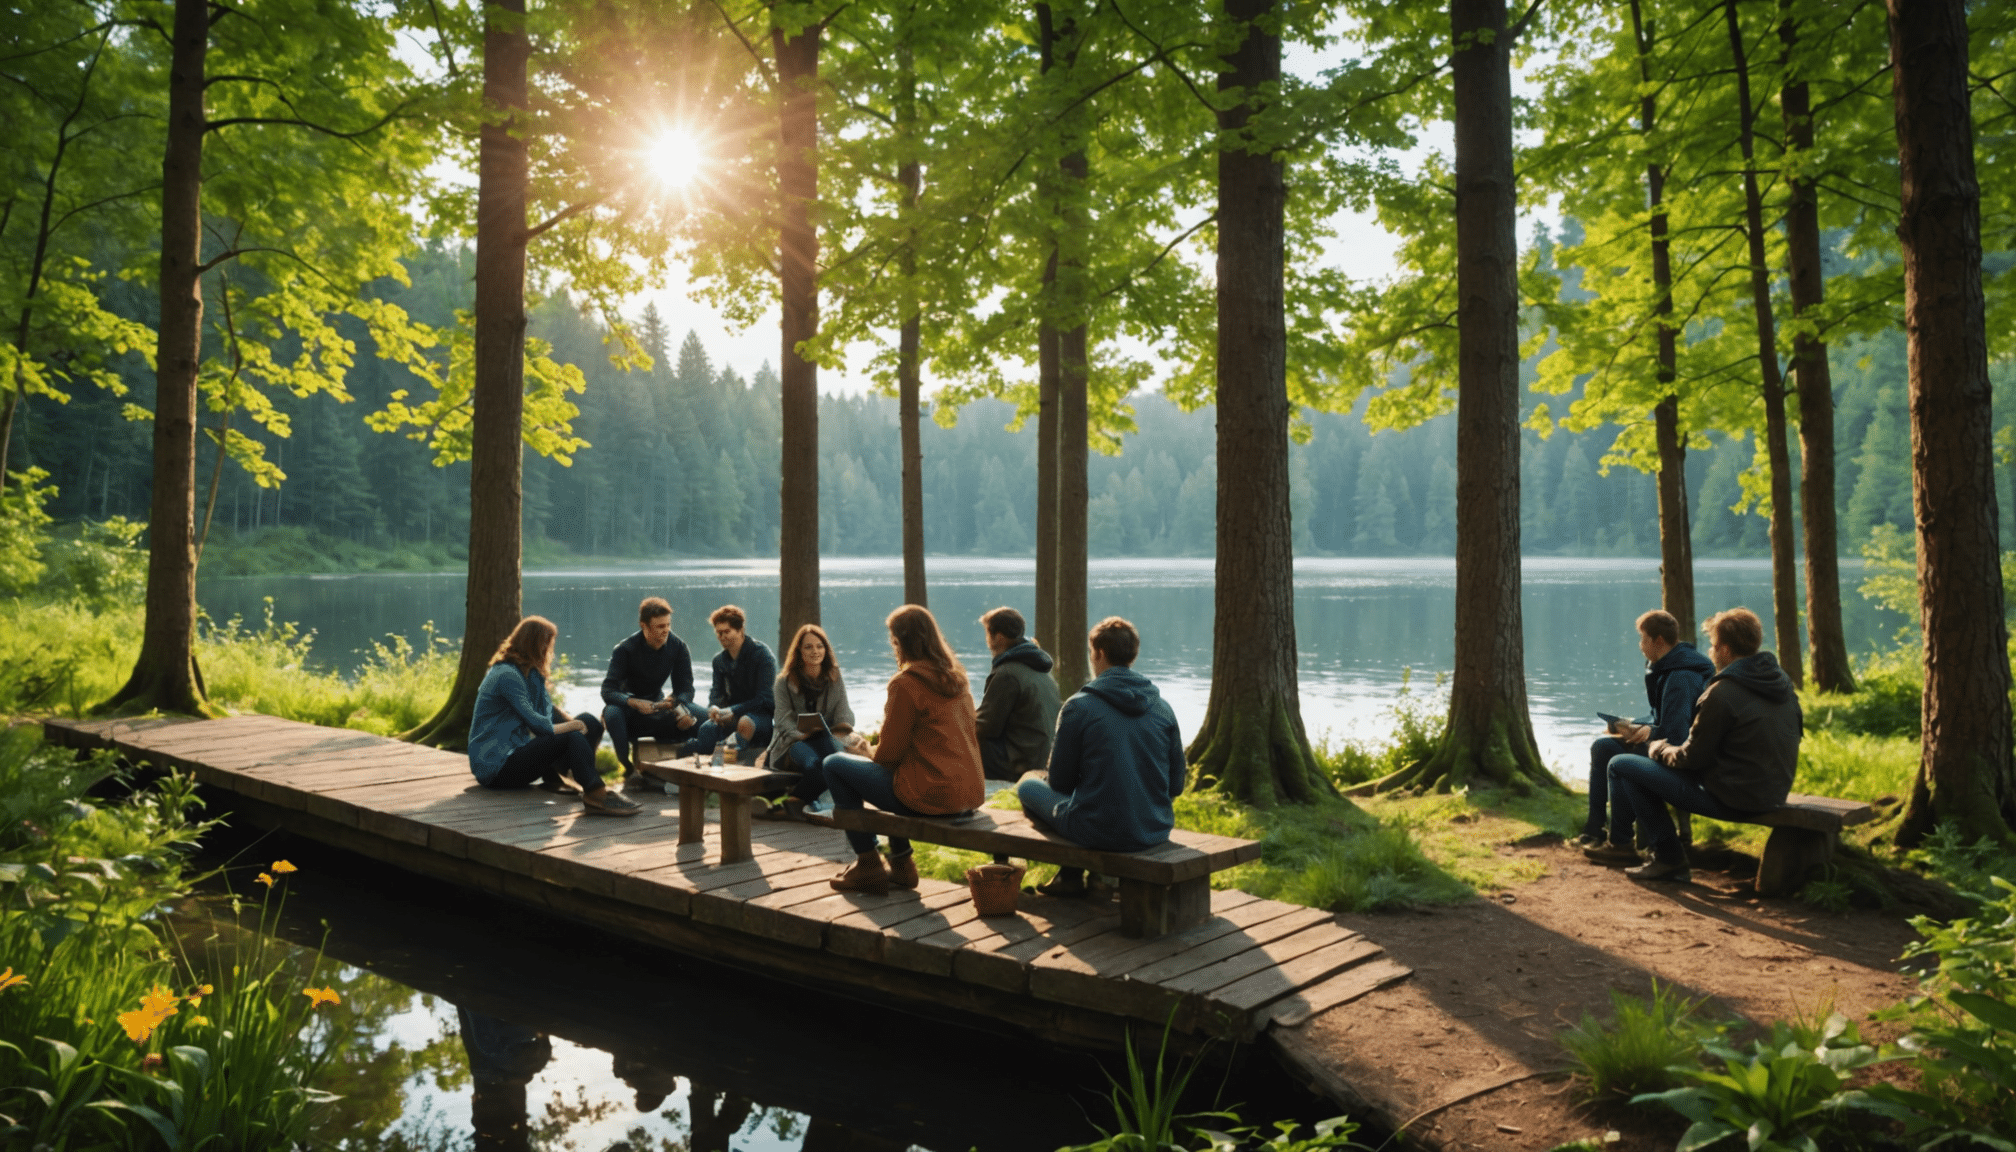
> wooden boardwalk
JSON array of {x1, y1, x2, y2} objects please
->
[{"x1": 44, "y1": 714, "x2": 1409, "y2": 1046}]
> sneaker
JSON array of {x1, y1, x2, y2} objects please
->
[
  {"x1": 535, "y1": 778, "x2": 580, "y2": 796},
  {"x1": 1033, "y1": 872, "x2": 1089, "y2": 899},
  {"x1": 830, "y1": 854, "x2": 890, "y2": 894},
  {"x1": 1582, "y1": 841, "x2": 1642, "y2": 866},
  {"x1": 1625, "y1": 857, "x2": 1691, "y2": 883},
  {"x1": 1572, "y1": 832, "x2": 1605, "y2": 849},
  {"x1": 888, "y1": 852, "x2": 919, "y2": 890},
  {"x1": 584, "y1": 791, "x2": 643, "y2": 818},
  {"x1": 622, "y1": 772, "x2": 659, "y2": 794}
]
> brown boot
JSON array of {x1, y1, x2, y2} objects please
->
[
  {"x1": 830, "y1": 852, "x2": 890, "y2": 894},
  {"x1": 887, "y1": 852, "x2": 919, "y2": 890}
]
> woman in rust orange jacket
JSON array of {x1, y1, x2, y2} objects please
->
[{"x1": 824, "y1": 604, "x2": 985, "y2": 894}]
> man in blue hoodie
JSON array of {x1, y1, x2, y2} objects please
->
[
  {"x1": 1017, "y1": 616, "x2": 1188, "y2": 899},
  {"x1": 1580, "y1": 609, "x2": 1717, "y2": 856},
  {"x1": 1605, "y1": 607, "x2": 1803, "y2": 883},
  {"x1": 976, "y1": 607, "x2": 1062, "y2": 782}
]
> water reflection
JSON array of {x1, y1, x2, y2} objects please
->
[{"x1": 187, "y1": 831, "x2": 1335, "y2": 1151}]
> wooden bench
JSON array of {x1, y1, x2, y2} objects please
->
[
  {"x1": 635, "y1": 740, "x2": 794, "y2": 865},
  {"x1": 821, "y1": 806, "x2": 1261, "y2": 939},
  {"x1": 1739, "y1": 793, "x2": 1876, "y2": 896}
]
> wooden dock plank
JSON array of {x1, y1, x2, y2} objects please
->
[{"x1": 34, "y1": 713, "x2": 1409, "y2": 1050}]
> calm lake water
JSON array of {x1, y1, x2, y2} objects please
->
[
  {"x1": 191, "y1": 828, "x2": 1339, "y2": 1152},
  {"x1": 199, "y1": 556, "x2": 1907, "y2": 783}
]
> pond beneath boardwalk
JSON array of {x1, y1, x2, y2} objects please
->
[
  {"x1": 200, "y1": 556, "x2": 1906, "y2": 782},
  {"x1": 188, "y1": 828, "x2": 1342, "y2": 1151}
]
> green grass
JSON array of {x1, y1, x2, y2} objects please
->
[
  {"x1": 0, "y1": 594, "x2": 455, "y2": 736},
  {"x1": 1558, "y1": 982, "x2": 1718, "y2": 1101},
  {"x1": 0, "y1": 727, "x2": 342, "y2": 1146}
]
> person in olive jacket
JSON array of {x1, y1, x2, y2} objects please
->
[
  {"x1": 1605, "y1": 607, "x2": 1803, "y2": 883},
  {"x1": 975, "y1": 607, "x2": 1061, "y2": 782},
  {"x1": 1017, "y1": 616, "x2": 1187, "y2": 898}
]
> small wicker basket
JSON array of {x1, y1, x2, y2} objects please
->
[{"x1": 965, "y1": 862, "x2": 1026, "y2": 917}]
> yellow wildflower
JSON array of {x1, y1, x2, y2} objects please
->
[
  {"x1": 190, "y1": 1015, "x2": 210, "y2": 1027},
  {"x1": 256, "y1": 873, "x2": 274, "y2": 888},
  {"x1": 138, "y1": 985, "x2": 178, "y2": 1020},
  {"x1": 271, "y1": 860, "x2": 297, "y2": 874},
  {"x1": 196, "y1": 983, "x2": 213, "y2": 995},
  {"x1": 118, "y1": 1008, "x2": 157, "y2": 1043},
  {"x1": 303, "y1": 986, "x2": 341, "y2": 1010},
  {"x1": 0, "y1": 967, "x2": 27, "y2": 994}
]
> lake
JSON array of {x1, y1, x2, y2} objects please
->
[{"x1": 199, "y1": 556, "x2": 1908, "y2": 783}]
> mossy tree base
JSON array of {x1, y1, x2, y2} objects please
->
[
  {"x1": 1187, "y1": 692, "x2": 1336, "y2": 808},
  {"x1": 1361, "y1": 705, "x2": 1561, "y2": 799},
  {"x1": 98, "y1": 652, "x2": 221, "y2": 719},
  {"x1": 402, "y1": 660, "x2": 479, "y2": 750}
]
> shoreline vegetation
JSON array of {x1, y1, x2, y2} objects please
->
[{"x1": 5, "y1": 522, "x2": 2015, "y2": 1148}]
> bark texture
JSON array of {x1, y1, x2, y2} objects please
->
[
  {"x1": 1036, "y1": 3, "x2": 1088, "y2": 694},
  {"x1": 404, "y1": 0, "x2": 530, "y2": 747},
  {"x1": 1780, "y1": 34, "x2": 1854, "y2": 693},
  {"x1": 1036, "y1": 311, "x2": 1059, "y2": 655},
  {"x1": 897, "y1": 55, "x2": 926, "y2": 609},
  {"x1": 1887, "y1": 0, "x2": 2016, "y2": 847},
  {"x1": 104, "y1": 0, "x2": 212, "y2": 717},
  {"x1": 1633, "y1": 0, "x2": 1695, "y2": 636},
  {"x1": 1185, "y1": 0, "x2": 1327, "y2": 805},
  {"x1": 775, "y1": 21, "x2": 822, "y2": 649},
  {"x1": 1725, "y1": 0, "x2": 1804, "y2": 688},
  {"x1": 1054, "y1": 322, "x2": 1090, "y2": 696},
  {"x1": 1376, "y1": 0, "x2": 1554, "y2": 795}
]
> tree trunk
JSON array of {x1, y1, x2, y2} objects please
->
[
  {"x1": 1036, "y1": 309, "x2": 1059, "y2": 655},
  {"x1": 103, "y1": 0, "x2": 212, "y2": 717},
  {"x1": 1887, "y1": 0, "x2": 2016, "y2": 847},
  {"x1": 775, "y1": 21, "x2": 821, "y2": 651},
  {"x1": 1376, "y1": 0, "x2": 1555, "y2": 795},
  {"x1": 403, "y1": 0, "x2": 530, "y2": 748},
  {"x1": 896, "y1": 45, "x2": 926, "y2": 609},
  {"x1": 1185, "y1": 0, "x2": 1329, "y2": 805},
  {"x1": 1725, "y1": 0, "x2": 1804, "y2": 688},
  {"x1": 1055, "y1": 320, "x2": 1090, "y2": 696},
  {"x1": 1780, "y1": 20, "x2": 1854, "y2": 693},
  {"x1": 1632, "y1": 0, "x2": 1696, "y2": 636}
]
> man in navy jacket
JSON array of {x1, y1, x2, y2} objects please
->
[
  {"x1": 1017, "y1": 616, "x2": 1188, "y2": 898},
  {"x1": 601, "y1": 597, "x2": 698, "y2": 790},
  {"x1": 1580, "y1": 609, "x2": 1716, "y2": 857}
]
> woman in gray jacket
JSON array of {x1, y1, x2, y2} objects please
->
[{"x1": 765, "y1": 624, "x2": 865, "y2": 816}]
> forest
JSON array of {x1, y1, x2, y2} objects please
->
[{"x1": 12, "y1": 239, "x2": 1990, "y2": 564}]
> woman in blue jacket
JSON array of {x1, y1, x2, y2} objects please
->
[{"x1": 469, "y1": 616, "x2": 641, "y2": 816}]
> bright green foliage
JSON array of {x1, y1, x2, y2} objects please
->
[
  {"x1": 1559, "y1": 983, "x2": 1717, "y2": 1101},
  {"x1": 0, "y1": 468, "x2": 55, "y2": 592},
  {"x1": 0, "y1": 729, "x2": 339, "y2": 1147},
  {"x1": 1177, "y1": 790, "x2": 1468, "y2": 913},
  {"x1": 1634, "y1": 1013, "x2": 1901, "y2": 1152}
]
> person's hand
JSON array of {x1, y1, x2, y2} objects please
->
[
  {"x1": 710, "y1": 706, "x2": 732, "y2": 724},
  {"x1": 1621, "y1": 724, "x2": 1651, "y2": 744},
  {"x1": 555, "y1": 718, "x2": 585, "y2": 735},
  {"x1": 629, "y1": 697, "x2": 655, "y2": 715},
  {"x1": 844, "y1": 733, "x2": 870, "y2": 754},
  {"x1": 677, "y1": 712, "x2": 697, "y2": 730}
]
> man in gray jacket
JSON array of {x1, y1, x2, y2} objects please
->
[
  {"x1": 975, "y1": 607, "x2": 1061, "y2": 782},
  {"x1": 1606, "y1": 607, "x2": 1803, "y2": 883}
]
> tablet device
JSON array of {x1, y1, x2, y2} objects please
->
[
  {"x1": 1596, "y1": 711, "x2": 1629, "y2": 733},
  {"x1": 797, "y1": 712, "x2": 831, "y2": 737}
]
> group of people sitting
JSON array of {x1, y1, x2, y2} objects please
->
[
  {"x1": 467, "y1": 596, "x2": 1188, "y2": 898},
  {"x1": 468, "y1": 588, "x2": 1801, "y2": 896},
  {"x1": 1579, "y1": 605, "x2": 1803, "y2": 883}
]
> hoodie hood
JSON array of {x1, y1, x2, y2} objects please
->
[
  {"x1": 993, "y1": 640, "x2": 1054, "y2": 674},
  {"x1": 1082, "y1": 666, "x2": 1161, "y2": 717},
  {"x1": 1711, "y1": 651, "x2": 1797, "y2": 704},
  {"x1": 1651, "y1": 641, "x2": 1716, "y2": 678}
]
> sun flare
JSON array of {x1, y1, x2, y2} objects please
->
[{"x1": 642, "y1": 129, "x2": 703, "y2": 191}]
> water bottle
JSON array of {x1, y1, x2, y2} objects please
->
[
  {"x1": 710, "y1": 739, "x2": 725, "y2": 768},
  {"x1": 724, "y1": 732, "x2": 740, "y2": 766}
]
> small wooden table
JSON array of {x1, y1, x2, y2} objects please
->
[{"x1": 635, "y1": 740, "x2": 796, "y2": 864}]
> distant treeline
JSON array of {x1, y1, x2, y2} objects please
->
[{"x1": 12, "y1": 245, "x2": 2009, "y2": 562}]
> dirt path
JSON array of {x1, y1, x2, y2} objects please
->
[{"x1": 1269, "y1": 838, "x2": 1928, "y2": 1151}]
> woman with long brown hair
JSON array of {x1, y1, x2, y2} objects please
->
[
  {"x1": 824, "y1": 605, "x2": 984, "y2": 894},
  {"x1": 468, "y1": 616, "x2": 641, "y2": 816},
  {"x1": 760, "y1": 623, "x2": 867, "y2": 819}
]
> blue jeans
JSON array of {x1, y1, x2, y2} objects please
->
[
  {"x1": 680, "y1": 713, "x2": 774, "y2": 758},
  {"x1": 1585, "y1": 736, "x2": 1646, "y2": 841},
  {"x1": 1017, "y1": 775, "x2": 1070, "y2": 827},
  {"x1": 1608, "y1": 755, "x2": 1760, "y2": 862},
  {"x1": 782, "y1": 733, "x2": 840, "y2": 800},
  {"x1": 823, "y1": 752, "x2": 926, "y2": 858},
  {"x1": 601, "y1": 704, "x2": 695, "y2": 771}
]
